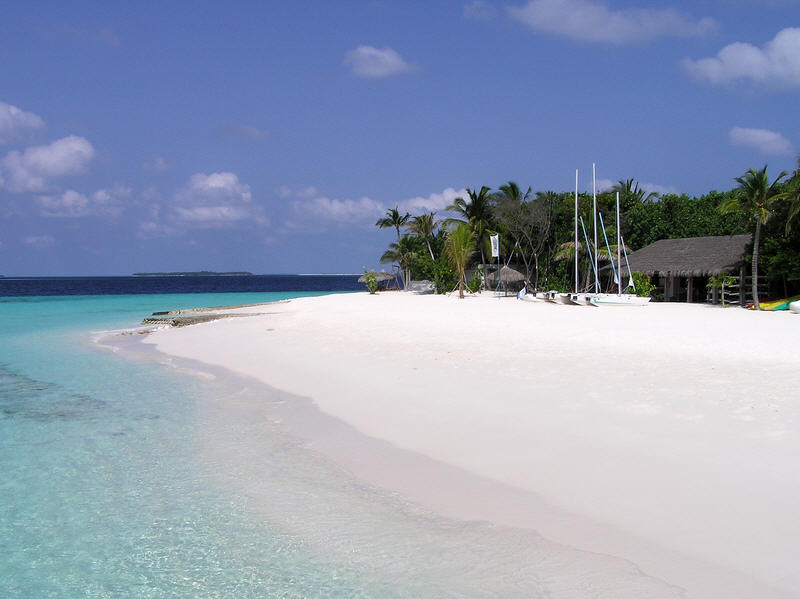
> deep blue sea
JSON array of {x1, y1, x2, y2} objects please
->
[
  {"x1": 0, "y1": 276, "x2": 676, "y2": 597},
  {"x1": 0, "y1": 274, "x2": 362, "y2": 297}
]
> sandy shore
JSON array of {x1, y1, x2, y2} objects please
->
[{"x1": 143, "y1": 292, "x2": 799, "y2": 598}]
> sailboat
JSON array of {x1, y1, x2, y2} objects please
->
[
  {"x1": 589, "y1": 190, "x2": 650, "y2": 306},
  {"x1": 569, "y1": 165, "x2": 599, "y2": 306}
]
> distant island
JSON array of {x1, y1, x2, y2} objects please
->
[{"x1": 132, "y1": 271, "x2": 253, "y2": 277}]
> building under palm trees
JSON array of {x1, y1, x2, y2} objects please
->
[{"x1": 618, "y1": 234, "x2": 755, "y2": 304}]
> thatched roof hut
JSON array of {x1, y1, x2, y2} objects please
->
[
  {"x1": 358, "y1": 270, "x2": 396, "y2": 283},
  {"x1": 622, "y1": 234, "x2": 751, "y2": 277},
  {"x1": 486, "y1": 265, "x2": 526, "y2": 283}
]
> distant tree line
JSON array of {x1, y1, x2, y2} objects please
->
[{"x1": 375, "y1": 159, "x2": 800, "y2": 303}]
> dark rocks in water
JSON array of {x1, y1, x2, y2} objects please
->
[
  {"x1": 141, "y1": 313, "x2": 251, "y2": 327},
  {"x1": 0, "y1": 363, "x2": 106, "y2": 422}
]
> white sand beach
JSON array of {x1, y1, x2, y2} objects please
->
[{"x1": 143, "y1": 292, "x2": 799, "y2": 598}]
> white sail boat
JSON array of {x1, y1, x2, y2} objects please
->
[
  {"x1": 589, "y1": 190, "x2": 650, "y2": 307},
  {"x1": 569, "y1": 165, "x2": 599, "y2": 306}
]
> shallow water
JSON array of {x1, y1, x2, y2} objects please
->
[{"x1": 0, "y1": 292, "x2": 681, "y2": 597}]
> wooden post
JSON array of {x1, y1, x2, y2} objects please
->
[{"x1": 686, "y1": 277, "x2": 693, "y2": 303}]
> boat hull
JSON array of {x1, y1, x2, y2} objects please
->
[
  {"x1": 590, "y1": 293, "x2": 650, "y2": 307},
  {"x1": 553, "y1": 292, "x2": 578, "y2": 305},
  {"x1": 790, "y1": 300, "x2": 800, "y2": 314},
  {"x1": 569, "y1": 293, "x2": 595, "y2": 306}
]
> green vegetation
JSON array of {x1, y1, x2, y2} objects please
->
[
  {"x1": 631, "y1": 272, "x2": 656, "y2": 298},
  {"x1": 719, "y1": 165, "x2": 788, "y2": 310},
  {"x1": 363, "y1": 269, "x2": 378, "y2": 294},
  {"x1": 445, "y1": 224, "x2": 476, "y2": 299},
  {"x1": 373, "y1": 160, "x2": 800, "y2": 301},
  {"x1": 707, "y1": 273, "x2": 737, "y2": 307}
]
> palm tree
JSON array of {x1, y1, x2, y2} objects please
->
[
  {"x1": 445, "y1": 224, "x2": 476, "y2": 298},
  {"x1": 375, "y1": 206, "x2": 411, "y2": 241},
  {"x1": 612, "y1": 179, "x2": 659, "y2": 208},
  {"x1": 445, "y1": 186, "x2": 494, "y2": 266},
  {"x1": 785, "y1": 157, "x2": 800, "y2": 234},
  {"x1": 720, "y1": 165, "x2": 788, "y2": 310},
  {"x1": 495, "y1": 181, "x2": 532, "y2": 204},
  {"x1": 407, "y1": 212, "x2": 438, "y2": 260},
  {"x1": 380, "y1": 234, "x2": 418, "y2": 290}
]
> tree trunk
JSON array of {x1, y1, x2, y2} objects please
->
[
  {"x1": 426, "y1": 240, "x2": 434, "y2": 261},
  {"x1": 458, "y1": 269, "x2": 465, "y2": 299},
  {"x1": 752, "y1": 220, "x2": 761, "y2": 310}
]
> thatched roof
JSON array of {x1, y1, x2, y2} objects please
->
[
  {"x1": 486, "y1": 265, "x2": 526, "y2": 282},
  {"x1": 357, "y1": 270, "x2": 396, "y2": 283},
  {"x1": 620, "y1": 234, "x2": 751, "y2": 277}
]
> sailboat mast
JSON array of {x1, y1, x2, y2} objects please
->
[
  {"x1": 574, "y1": 169, "x2": 579, "y2": 294},
  {"x1": 616, "y1": 191, "x2": 621, "y2": 296},
  {"x1": 592, "y1": 163, "x2": 599, "y2": 294}
]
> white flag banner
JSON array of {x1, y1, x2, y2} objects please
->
[{"x1": 490, "y1": 234, "x2": 499, "y2": 258}]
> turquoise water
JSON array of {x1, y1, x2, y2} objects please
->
[
  {"x1": 0, "y1": 292, "x2": 679, "y2": 598},
  {"x1": 0, "y1": 292, "x2": 392, "y2": 597}
]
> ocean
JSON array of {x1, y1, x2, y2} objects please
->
[{"x1": 0, "y1": 276, "x2": 676, "y2": 598}]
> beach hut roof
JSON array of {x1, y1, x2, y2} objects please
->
[
  {"x1": 486, "y1": 265, "x2": 526, "y2": 282},
  {"x1": 618, "y1": 234, "x2": 751, "y2": 277},
  {"x1": 357, "y1": 270, "x2": 396, "y2": 283}
]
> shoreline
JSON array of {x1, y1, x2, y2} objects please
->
[
  {"x1": 101, "y1": 320, "x2": 686, "y2": 597},
  {"x1": 136, "y1": 292, "x2": 799, "y2": 598}
]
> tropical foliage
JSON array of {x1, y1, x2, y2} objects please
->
[
  {"x1": 719, "y1": 165, "x2": 788, "y2": 310},
  {"x1": 444, "y1": 224, "x2": 476, "y2": 299},
  {"x1": 375, "y1": 206, "x2": 411, "y2": 241},
  {"x1": 362, "y1": 269, "x2": 378, "y2": 294},
  {"x1": 373, "y1": 159, "x2": 800, "y2": 301}
]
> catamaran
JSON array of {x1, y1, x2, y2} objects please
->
[{"x1": 589, "y1": 189, "x2": 650, "y2": 306}]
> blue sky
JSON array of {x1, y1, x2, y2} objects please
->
[{"x1": 1, "y1": 0, "x2": 798, "y2": 275}]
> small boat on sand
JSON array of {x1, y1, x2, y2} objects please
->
[{"x1": 590, "y1": 293, "x2": 650, "y2": 307}]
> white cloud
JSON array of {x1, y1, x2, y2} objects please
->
[
  {"x1": 343, "y1": 45, "x2": 415, "y2": 78},
  {"x1": 508, "y1": 0, "x2": 715, "y2": 44},
  {"x1": 295, "y1": 195, "x2": 385, "y2": 223},
  {"x1": 0, "y1": 135, "x2": 94, "y2": 192},
  {"x1": 0, "y1": 101, "x2": 45, "y2": 144},
  {"x1": 36, "y1": 186, "x2": 130, "y2": 218},
  {"x1": 214, "y1": 124, "x2": 270, "y2": 141},
  {"x1": 21, "y1": 234, "x2": 55, "y2": 248},
  {"x1": 684, "y1": 28, "x2": 800, "y2": 87},
  {"x1": 172, "y1": 172, "x2": 265, "y2": 227},
  {"x1": 176, "y1": 172, "x2": 252, "y2": 205},
  {"x1": 173, "y1": 205, "x2": 252, "y2": 223},
  {"x1": 729, "y1": 127, "x2": 793, "y2": 155},
  {"x1": 288, "y1": 186, "x2": 466, "y2": 231},
  {"x1": 641, "y1": 182, "x2": 677, "y2": 196},
  {"x1": 398, "y1": 187, "x2": 467, "y2": 214},
  {"x1": 595, "y1": 178, "x2": 614, "y2": 192},
  {"x1": 143, "y1": 155, "x2": 173, "y2": 172},
  {"x1": 276, "y1": 185, "x2": 319, "y2": 199},
  {"x1": 463, "y1": 1, "x2": 498, "y2": 20}
]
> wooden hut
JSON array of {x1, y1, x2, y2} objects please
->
[{"x1": 619, "y1": 234, "x2": 754, "y2": 304}]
